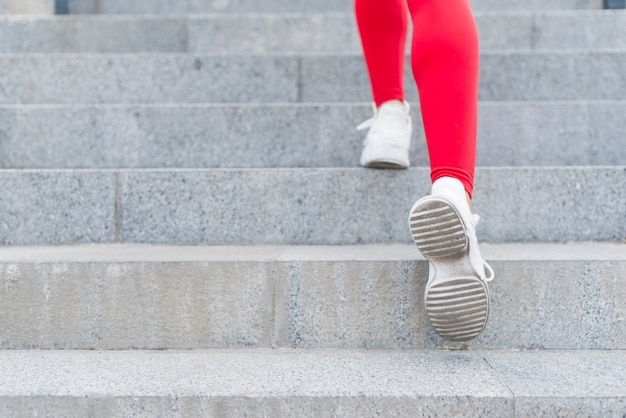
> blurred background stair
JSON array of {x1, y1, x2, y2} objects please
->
[{"x1": 0, "y1": 0, "x2": 624, "y2": 416}]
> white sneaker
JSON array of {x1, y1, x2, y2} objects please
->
[
  {"x1": 408, "y1": 177, "x2": 495, "y2": 342},
  {"x1": 357, "y1": 101, "x2": 412, "y2": 169}
]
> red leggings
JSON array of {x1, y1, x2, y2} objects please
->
[{"x1": 355, "y1": 0, "x2": 479, "y2": 197}]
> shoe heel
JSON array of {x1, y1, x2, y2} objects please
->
[
  {"x1": 409, "y1": 199, "x2": 468, "y2": 258},
  {"x1": 425, "y1": 277, "x2": 489, "y2": 342}
]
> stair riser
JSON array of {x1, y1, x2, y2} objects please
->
[
  {"x1": 0, "y1": 0, "x2": 52, "y2": 15},
  {"x1": 0, "y1": 170, "x2": 115, "y2": 245},
  {"x1": 1, "y1": 12, "x2": 625, "y2": 53},
  {"x1": 0, "y1": 167, "x2": 623, "y2": 245},
  {"x1": 64, "y1": 0, "x2": 603, "y2": 14},
  {"x1": 0, "y1": 253, "x2": 623, "y2": 350},
  {"x1": 1, "y1": 102, "x2": 624, "y2": 169},
  {"x1": 116, "y1": 167, "x2": 626, "y2": 244},
  {"x1": 307, "y1": 53, "x2": 626, "y2": 103},
  {"x1": 0, "y1": 53, "x2": 624, "y2": 104},
  {"x1": 0, "y1": 397, "x2": 510, "y2": 418}
]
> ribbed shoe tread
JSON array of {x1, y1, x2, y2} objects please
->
[
  {"x1": 426, "y1": 278, "x2": 489, "y2": 342},
  {"x1": 409, "y1": 200, "x2": 467, "y2": 258}
]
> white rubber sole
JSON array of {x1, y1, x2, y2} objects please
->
[
  {"x1": 409, "y1": 197, "x2": 490, "y2": 342},
  {"x1": 361, "y1": 145, "x2": 409, "y2": 169}
]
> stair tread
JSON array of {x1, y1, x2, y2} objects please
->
[{"x1": 0, "y1": 349, "x2": 623, "y2": 413}]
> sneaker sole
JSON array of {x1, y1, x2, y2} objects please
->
[
  {"x1": 365, "y1": 160, "x2": 408, "y2": 169},
  {"x1": 409, "y1": 197, "x2": 489, "y2": 342},
  {"x1": 361, "y1": 145, "x2": 409, "y2": 169}
]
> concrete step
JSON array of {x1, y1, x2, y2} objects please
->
[
  {"x1": 0, "y1": 349, "x2": 624, "y2": 416},
  {"x1": 1, "y1": 102, "x2": 623, "y2": 169},
  {"x1": 1, "y1": 11, "x2": 625, "y2": 53},
  {"x1": 0, "y1": 51, "x2": 623, "y2": 104},
  {"x1": 64, "y1": 0, "x2": 604, "y2": 14},
  {"x1": 0, "y1": 243, "x2": 623, "y2": 350},
  {"x1": 0, "y1": 167, "x2": 623, "y2": 245},
  {"x1": 0, "y1": 0, "x2": 52, "y2": 15}
]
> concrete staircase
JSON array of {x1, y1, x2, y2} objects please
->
[{"x1": 0, "y1": 0, "x2": 624, "y2": 416}]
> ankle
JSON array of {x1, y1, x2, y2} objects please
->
[
  {"x1": 377, "y1": 100, "x2": 404, "y2": 111},
  {"x1": 432, "y1": 177, "x2": 472, "y2": 211}
]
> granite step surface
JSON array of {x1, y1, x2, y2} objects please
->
[
  {"x1": 0, "y1": 349, "x2": 624, "y2": 417},
  {"x1": 0, "y1": 243, "x2": 623, "y2": 350},
  {"x1": 0, "y1": 101, "x2": 623, "y2": 169},
  {"x1": 0, "y1": 167, "x2": 623, "y2": 245},
  {"x1": 1, "y1": 11, "x2": 624, "y2": 53},
  {"x1": 0, "y1": 51, "x2": 623, "y2": 104},
  {"x1": 63, "y1": 0, "x2": 604, "y2": 14}
]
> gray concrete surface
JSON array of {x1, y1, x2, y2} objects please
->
[
  {"x1": 64, "y1": 0, "x2": 604, "y2": 14},
  {"x1": 0, "y1": 51, "x2": 624, "y2": 104},
  {"x1": 0, "y1": 0, "x2": 52, "y2": 14},
  {"x1": 0, "y1": 170, "x2": 116, "y2": 244},
  {"x1": 0, "y1": 16, "x2": 186, "y2": 52},
  {"x1": 118, "y1": 167, "x2": 625, "y2": 244},
  {"x1": 0, "y1": 349, "x2": 623, "y2": 417},
  {"x1": 301, "y1": 52, "x2": 626, "y2": 103},
  {"x1": 0, "y1": 102, "x2": 623, "y2": 169},
  {"x1": 531, "y1": 10, "x2": 626, "y2": 49},
  {"x1": 485, "y1": 350, "x2": 626, "y2": 416},
  {"x1": 0, "y1": 55, "x2": 299, "y2": 104},
  {"x1": 0, "y1": 167, "x2": 622, "y2": 245},
  {"x1": 0, "y1": 243, "x2": 623, "y2": 350},
  {"x1": 0, "y1": 2, "x2": 622, "y2": 417},
  {"x1": 1, "y1": 12, "x2": 624, "y2": 53},
  {"x1": 471, "y1": 0, "x2": 603, "y2": 11}
]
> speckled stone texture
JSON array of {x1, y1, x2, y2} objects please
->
[
  {"x1": 532, "y1": 11, "x2": 626, "y2": 50},
  {"x1": 0, "y1": 55, "x2": 299, "y2": 104},
  {"x1": 0, "y1": 349, "x2": 513, "y2": 416},
  {"x1": 0, "y1": 1, "x2": 623, "y2": 416},
  {"x1": 0, "y1": 350, "x2": 624, "y2": 417},
  {"x1": 0, "y1": 259, "x2": 274, "y2": 350},
  {"x1": 0, "y1": 102, "x2": 623, "y2": 169},
  {"x1": 0, "y1": 170, "x2": 116, "y2": 244},
  {"x1": 485, "y1": 351, "x2": 626, "y2": 417},
  {"x1": 476, "y1": 101, "x2": 626, "y2": 166},
  {"x1": 0, "y1": 243, "x2": 623, "y2": 350},
  {"x1": 0, "y1": 104, "x2": 377, "y2": 169},
  {"x1": 0, "y1": 166, "x2": 622, "y2": 246},
  {"x1": 0, "y1": 52, "x2": 624, "y2": 104},
  {"x1": 471, "y1": 0, "x2": 603, "y2": 10},
  {"x1": 273, "y1": 246, "x2": 626, "y2": 350},
  {"x1": 118, "y1": 167, "x2": 625, "y2": 244},
  {"x1": 473, "y1": 167, "x2": 626, "y2": 242},
  {"x1": 301, "y1": 52, "x2": 626, "y2": 103},
  {"x1": 187, "y1": 12, "x2": 626, "y2": 54},
  {"x1": 1, "y1": 12, "x2": 623, "y2": 53},
  {"x1": 65, "y1": 0, "x2": 603, "y2": 14},
  {"x1": 0, "y1": 0, "x2": 52, "y2": 14},
  {"x1": 0, "y1": 16, "x2": 186, "y2": 53}
]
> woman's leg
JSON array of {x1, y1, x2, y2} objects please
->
[
  {"x1": 407, "y1": 0, "x2": 480, "y2": 198},
  {"x1": 354, "y1": 0, "x2": 408, "y2": 107},
  {"x1": 406, "y1": 0, "x2": 493, "y2": 344},
  {"x1": 354, "y1": 0, "x2": 413, "y2": 169}
]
